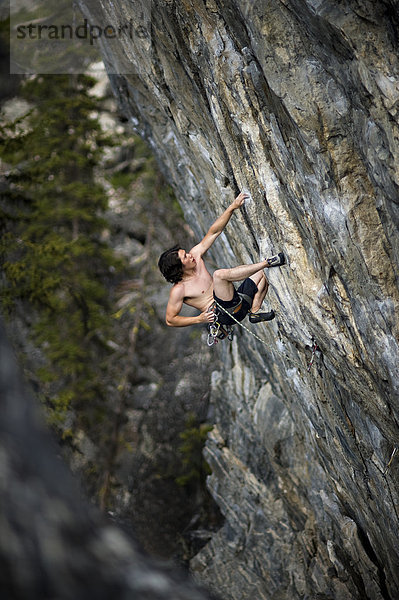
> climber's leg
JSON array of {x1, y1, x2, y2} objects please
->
[
  {"x1": 213, "y1": 260, "x2": 269, "y2": 302},
  {"x1": 250, "y1": 272, "x2": 268, "y2": 313},
  {"x1": 246, "y1": 272, "x2": 275, "y2": 322}
]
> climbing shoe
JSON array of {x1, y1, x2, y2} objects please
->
[
  {"x1": 265, "y1": 252, "x2": 285, "y2": 267},
  {"x1": 249, "y1": 310, "x2": 275, "y2": 323}
]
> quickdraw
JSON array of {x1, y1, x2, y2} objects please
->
[
  {"x1": 207, "y1": 302, "x2": 234, "y2": 346},
  {"x1": 207, "y1": 320, "x2": 234, "y2": 346},
  {"x1": 384, "y1": 447, "x2": 398, "y2": 476},
  {"x1": 307, "y1": 337, "x2": 320, "y2": 371}
]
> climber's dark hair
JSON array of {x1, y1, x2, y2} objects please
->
[{"x1": 158, "y1": 244, "x2": 184, "y2": 284}]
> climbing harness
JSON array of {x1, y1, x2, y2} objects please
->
[
  {"x1": 207, "y1": 298, "x2": 275, "y2": 348},
  {"x1": 206, "y1": 252, "x2": 286, "y2": 347}
]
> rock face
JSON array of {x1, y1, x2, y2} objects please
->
[{"x1": 77, "y1": 1, "x2": 399, "y2": 598}]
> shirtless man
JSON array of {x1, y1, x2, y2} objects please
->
[{"x1": 158, "y1": 192, "x2": 285, "y2": 329}]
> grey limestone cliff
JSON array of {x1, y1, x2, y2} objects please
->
[{"x1": 77, "y1": 1, "x2": 399, "y2": 598}]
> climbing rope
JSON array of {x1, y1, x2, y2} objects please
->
[
  {"x1": 211, "y1": 302, "x2": 363, "y2": 458},
  {"x1": 211, "y1": 294, "x2": 399, "y2": 517},
  {"x1": 213, "y1": 299, "x2": 399, "y2": 479},
  {"x1": 211, "y1": 298, "x2": 276, "y2": 347},
  {"x1": 209, "y1": 298, "x2": 307, "y2": 374}
]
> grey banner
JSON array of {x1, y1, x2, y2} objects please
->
[{"x1": 9, "y1": 0, "x2": 151, "y2": 74}]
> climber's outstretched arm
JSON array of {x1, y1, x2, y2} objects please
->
[{"x1": 190, "y1": 191, "x2": 248, "y2": 257}]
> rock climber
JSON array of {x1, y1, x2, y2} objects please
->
[{"x1": 158, "y1": 191, "x2": 285, "y2": 332}]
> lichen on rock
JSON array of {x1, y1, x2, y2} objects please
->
[{"x1": 77, "y1": 0, "x2": 399, "y2": 598}]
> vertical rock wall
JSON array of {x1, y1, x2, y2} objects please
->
[{"x1": 77, "y1": 1, "x2": 399, "y2": 598}]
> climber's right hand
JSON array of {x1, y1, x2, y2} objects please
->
[{"x1": 198, "y1": 309, "x2": 216, "y2": 323}]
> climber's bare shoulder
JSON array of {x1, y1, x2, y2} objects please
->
[
  {"x1": 168, "y1": 254, "x2": 213, "y2": 313},
  {"x1": 182, "y1": 256, "x2": 214, "y2": 312}
]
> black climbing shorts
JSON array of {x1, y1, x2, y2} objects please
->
[{"x1": 213, "y1": 278, "x2": 258, "y2": 326}]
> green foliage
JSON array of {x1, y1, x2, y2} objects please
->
[
  {"x1": 0, "y1": 74, "x2": 122, "y2": 427},
  {"x1": 176, "y1": 413, "x2": 213, "y2": 487},
  {"x1": 109, "y1": 170, "x2": 137, "y2": 190}
]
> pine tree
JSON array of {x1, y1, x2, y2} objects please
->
[{"x1": 0, "y1": 74, "x2": 122, "y2": 429}]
